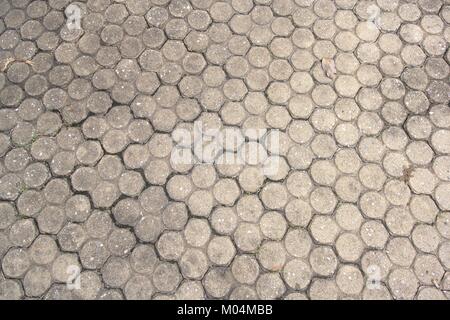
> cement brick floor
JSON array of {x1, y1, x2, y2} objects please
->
[{"x1": 0, "y1": 0, "x2": 449, "y2": 300}]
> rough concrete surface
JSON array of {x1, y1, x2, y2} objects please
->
[{"x1": 0, "y1": 0, "x2": 449, "y2": 300}]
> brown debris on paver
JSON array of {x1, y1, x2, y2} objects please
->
[{"x1": 321, "y1": 58, "x2": 337, "y2": 79}]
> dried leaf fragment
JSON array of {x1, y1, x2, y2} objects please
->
[{"x1": 1, "y1": 57, "x2": 15, "y2": 72}]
